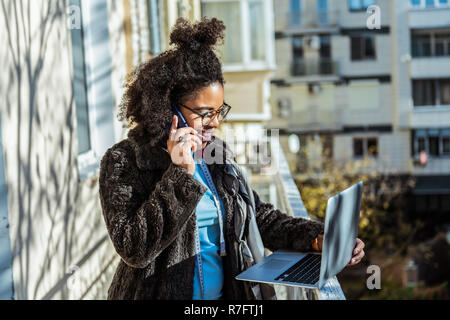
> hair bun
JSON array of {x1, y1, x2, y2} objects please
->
[{"x1": 169, "y1": 17, "x2": 225, "y2": 52}]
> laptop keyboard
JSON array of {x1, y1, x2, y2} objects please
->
[{"x1": 274, "y1": 254, "x2": 321, "y2": 285}]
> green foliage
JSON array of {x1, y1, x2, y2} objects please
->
[
  {"x1": 294, "y1": 142, "x2": 419, "y2": 256},
  {"x1": 362, "y1": 281, "x2": 449, "y2": 300}
]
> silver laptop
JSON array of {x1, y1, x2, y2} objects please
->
[{"x1": 236, "y1": 181, "x2": 363, "y2": 290}]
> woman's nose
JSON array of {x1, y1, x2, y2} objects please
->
[{"x1": 209, "y1": 116, "x2": 220, "y2": 127}]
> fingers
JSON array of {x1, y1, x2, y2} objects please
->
[
  {"x1": 176, "y1": 133, "x2": 202, "y2": 147},
  {"x1": 170, "y1": 115, "x2": 178, "y2": 141},
  {"x1": 348, "y1": 248, "x2": 365, "y2": 266},
  {"x1": 171, "y1": 127, "x2": 201, "y2": 144},
  {"x1": 171, "y1": 137, "x2": 199, "y2": 164},
  {"x1": 353, "y1": 238, "x2": 365, "y2": 255},
  {"x1": 181, "y1": 141, "x2": 196, "y2": 164}
]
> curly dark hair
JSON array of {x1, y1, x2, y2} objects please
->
[{"x1": 117, "y1": 17, "x2": 226, "y2": 147}]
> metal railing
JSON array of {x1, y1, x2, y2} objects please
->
[
  {"x1": 291, "y1": 59, "x2": 339, "y2": 77},
  {"x1": 272, "y1": 139, "x2": 346, "y2": 300},
  {"x1": 290, "y1": 107, "x2": 343, "y2": 131}
]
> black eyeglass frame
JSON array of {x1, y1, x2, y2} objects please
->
[{"x1": 178, "y1": 102, "x2": 232, "y2": 126}]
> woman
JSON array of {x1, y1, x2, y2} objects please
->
[{"x1": 99, "y1": 17, "x2": 365, "y2": 300}]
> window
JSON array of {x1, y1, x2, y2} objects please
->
[
  {"x1": 317, "y1": 0, "x2": 328, "y2": 25},
  {"x1": 249, "y1": 0, "x2": 266, "y2": 61},
  {"x1": 69, "y1": 0, "x2": 116, "y2": 180},
  {"x1": 353, "y1": 138, "x2": 364, "y2": 157},
  {"x1": 70, "y1": 1, "x2": 91, "y2": 155},
  {"x1": 440, "y1": 79, "x2": 450, "y2": 105},
  {"x1": 349, "y1": 0, "x2": 375, "y2": 11},
  {"x1": 413, "y1": 129, "x2": 450, "y2": 157},
  {"x1": 290, "y1": 0, "x2": 302, "y2": 26},
  {"x1": 413, "y1": 79, "x2": 436, "y2": 106},
  {"x1": 418, "y1": 137, "x2": 426, "y2": 152},
  {"x1": 320, "y1": 35, "x2": 331, "y2": 59},
  {"x1": 351, "y1": 35, "x2": 376, "y2": 60},
  {"x1": 202, "y1": 1, "x2": 242, "y2": 64},
  {"x1": 367, "y1": 138, "x2": 379, "y2": 157},
  {"x1": 429, "y1": 136, "x2": 440, "y2": 156},
  {"x1": 148, "y1": 0, "x2": 162, "y2": 56},
  {"x1": 0, "y1": 113, "x2": 14, "y2": 300},
  {"x1": 411, "y1": 32, "x2": 450, "y2": 57},
  {"x1": 320, "y1": 35, "x2": 332, "y2": 74},
  {"x1": 293, "y1": 36, "x2": 304, "y2": 61},
  {"x1": 413, "y1": 78, "x2": 450, "y2": 107},
  {"x1": 410, "y1": 0, "x2": 450, "y2": 8},
  {"x1": 353, "y1": 137, "x2": 378, "y2": 158},
  {"x1": 411, "y1": 34, "x2": 432, "y2": 57},
  {"x1": 201, "y1": 0, "x2": 273, "y2": 69},
  {"x1": 443, "y1": 137, "x2": 450, "y2": 154},
  {"x1": 292, "y1": 36, "x2": 304, "y2": 76}
]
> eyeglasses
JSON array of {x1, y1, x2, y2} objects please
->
[{"x1": 178, "y1": 102, "x2": 232, "y2": 126}]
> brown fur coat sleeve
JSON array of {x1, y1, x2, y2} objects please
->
[
  {"x1": 99, "y1": 146, "x2": 207, "y2": 269},
  {"x1": 252, "y1": 189, "x2": 324, "y2": 252}
]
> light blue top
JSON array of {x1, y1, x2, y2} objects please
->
[{"x1": 192, "y1": 160, "x2": 226, "y2": 300}]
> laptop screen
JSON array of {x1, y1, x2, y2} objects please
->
[{"x1": 319, "y1": 182, "x2": 363, "y2": 288}]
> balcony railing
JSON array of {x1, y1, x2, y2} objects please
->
[
  {"x1": 291, "y1": 59, "x2": 339, "y2": 77},
  {"x1": 288, "y1": 9, "x2": 339, "y2": 28}
]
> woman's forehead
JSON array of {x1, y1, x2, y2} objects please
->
[{"x1": 190, "y1": 83, "x2": 224, "y2": 109}]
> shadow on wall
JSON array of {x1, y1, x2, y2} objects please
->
[{"x1": 1, "y1": 0, "x2": 116, "y2": 299}]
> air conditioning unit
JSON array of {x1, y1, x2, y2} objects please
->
[
  {"x1": 304, "y1": 35, "x2": 320, "y2": 50},
  {"x1": 278, "y1": 98, "x2": 292, "y2": 118},
  {"x1": 308, "y1": 83, "x2": 322, "y2": 94}
]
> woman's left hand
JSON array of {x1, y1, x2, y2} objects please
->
[{"x1": 347, "y1": 238, "x2": 365, "y2": 267}]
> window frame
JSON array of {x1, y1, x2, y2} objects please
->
[
  {"x1": 413, "y1": 129, "x2": 450, "y2": 158},
  {"x1": 348, "y1": 0, "x2": 376, "y2": 12},
  {"x1": 353, "y1": 137, "x2": 379, "y2": 159},
  {"x1": 0, "y1": 112, "x2": 14, "y2": 299},
  {"x1": 350, "y1": 34, "x2": 377, "y2": 61},
  {"x1": 411, "y1": 31, "x2": 450, "y2": 57},
  {"x1": 70, "y1": 0, "x2": 116, "y2": 182},
  {"x1": 201, "y1": 0, "x2": 275, "y2": 72},
  {"x1": 410, "y1": 0, "x2": 450, "y2": 9},
  {"x1": 412, "y1": 78, "x2": 450, "y2": 108}
]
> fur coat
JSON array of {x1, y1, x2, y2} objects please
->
[{"x1": 98, "y1": 127, "x2": 324, "y2": 300}]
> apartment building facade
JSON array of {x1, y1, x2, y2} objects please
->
[{"x1": 269, "y1": 0, "x2": 450, "y2": 217}]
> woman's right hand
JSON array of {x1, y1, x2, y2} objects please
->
[{"x1": 167, "y1": 115, "x2": 202, "y2": 175}]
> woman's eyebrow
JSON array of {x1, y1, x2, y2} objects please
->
[
  {"x1": 194, "y1": 102, "x2": 225, "y2": 111},
  {"x1": 194, "y1": 106, "x2": 215, "y2": 111}
]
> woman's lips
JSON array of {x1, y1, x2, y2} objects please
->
[{"x1": 197, "y1": 130, "x2": 214, "y2": 142}]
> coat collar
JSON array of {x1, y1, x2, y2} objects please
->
[{"x1": 127, "y1": 127, "x2": 235, "y2": 171}]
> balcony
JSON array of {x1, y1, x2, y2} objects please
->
[
  {"x1": 412, "y1": 107, "x2": 450, "y2": 128},
  {"x1": 411, "y1": 57, "x2": 450, "y2": 78},
  {"x1": 291, "y1": 59, "x2": 339, "y2": 78},
  {"x1": 286, "y1": 107, "x2": 343, "y2": 133},
  {"x1": 409, "y1": 6, "x2": 450, "y2": 29},
  {"x1": 285, "y1": 9, "x2": 340, "y2": 33}
]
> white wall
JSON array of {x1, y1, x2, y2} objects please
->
[
  {"x1": 0, "y1": 0, "x2": 126, "y2": 299},
  {"x1": 333, "y1": 34, "x2": 393, "y2": 77},
  {"x1": 333, "y1": 131, "x2": 411, "y2": 174}
]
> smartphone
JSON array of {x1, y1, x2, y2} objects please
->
[{"x1": 166, "y1": 104, "x2": 188, "y2": 136}]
